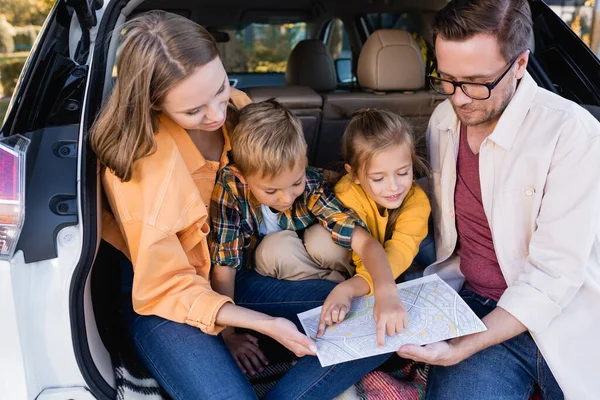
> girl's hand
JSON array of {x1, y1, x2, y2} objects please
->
[
  {"x1": 374, "y1": 284, "x2": 408, "y2": 347},
  {"x1": 222, "y1": 328, "x2": 268, "y2": 376},
  {"x1": 261, "y1": 317, "x2": 318, "y2": 357},
  {"x1": 317, "y1": 283, "x2": 354, "y2": 337}
]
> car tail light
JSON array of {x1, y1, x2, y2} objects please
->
[{"x1": 0, "y1": 135, "x2": 30, "y2": 260}]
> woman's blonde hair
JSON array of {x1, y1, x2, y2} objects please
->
[
  {"x1": 90, "y1": 11, "x2": 221, "y2": 182},
  {"x1": 342, "y1": 108, "x2": 428, "y2": 241}
]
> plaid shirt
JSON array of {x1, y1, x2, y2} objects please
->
[{"x1": 210, "y1": 165, "x2": 367, "y2": 270}]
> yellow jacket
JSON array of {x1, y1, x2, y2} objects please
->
[
  {"x1": 334, "y1": 175, "x2": 431, "y2": 295},
  {"x1": 101, "y1": 88, "x2": 251, "y2": 335}
]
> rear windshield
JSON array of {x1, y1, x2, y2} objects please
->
[{"x1": 217, "y1": 23, "x2": 308, "y2": 73}]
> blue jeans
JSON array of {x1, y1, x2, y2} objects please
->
[
  {"x1": 123, "y1": 264, "x2": 390, "y2": 399},
  {"x1": 414, "y1": 225, "x2": 436, "y2": 268},
  {"x1": 426, "y1": 290, "x2": 564, "y2": 400}
]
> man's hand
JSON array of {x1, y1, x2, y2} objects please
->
[
  {"x1": 397, "y1": 340, "x2": 464, "y2": 366},
  {"x1": 397, "y1": 305, "x2": 530, "y2": 367},
  {"x1": 317, "y1": 283, "x2": 354, "y2": 337},
  {"x1": 222, "y1": 328, "x2": 268, "y2": 376},
  {"x1": 374, "y1": 284, "x2": 408, "y2": 347}
]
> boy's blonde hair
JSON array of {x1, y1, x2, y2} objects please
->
[
  {"x1": 342, "y1": 108, "x2": 428, "y2": 241},
  {"x1": 90, "y1": 11, "x2": 225, "y2": 182},
  {"x1": 231, "y1": 99, "x2": 307, "y2": 178}
]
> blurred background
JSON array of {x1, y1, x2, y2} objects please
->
[{"x1": 1, "y1": 0, "x2": 599, "y2": 122}]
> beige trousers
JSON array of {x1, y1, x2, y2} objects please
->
[{"x1": 254, "y1": 224, "x2": 354, "y2": 282}]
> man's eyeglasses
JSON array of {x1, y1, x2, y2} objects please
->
[{"x1": 426, "y1": 54, "x2": 520, "y2": 100}]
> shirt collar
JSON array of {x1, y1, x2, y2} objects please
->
[
  {"x1": 248, "y1": 187, "x2": 262, "y2": 210},
  {"x1": 221, "y1": 121, "x2": 232, "y2": 167},
  {"x1": 436, "y1": 71, "x2": 538, "y2": 151},
  {"x1": 487, "y1": 72, "x2": 537, "y2": 150},
  {"x1": 436, "y1": 109, "x2": 460, "y2": 135},
  {"x1": 158, "y1": 113, "x2": 231, "y2": 173}
]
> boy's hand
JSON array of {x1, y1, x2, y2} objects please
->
[
  {"x1": 317, "y1": 283, "x2": 354, "y2": 337},
  {"x1": 261, "y1": 318, "x2": 318, "y2": 358},
  {"x1": 374, "y1": 284, "x2": 407, "y2": 347},
  {"x1": 222, "y1": 328, "x2": 268, "y2": 376}
]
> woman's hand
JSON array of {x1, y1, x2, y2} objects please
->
[
  {"x1": 215, "y1": 304, "x2": 317, "y2": 358},
  {"x1": 373, "y1": 284, "x2": 408, "y2": 347},
  {"x1": 222, "y1": 328, "x2": 268, "y2": 376},
  {"x1": 260, "y1": 317, "x2": 318, "y2": 358},
  {"x1": 317, "y1": 283, "x2": 354, "y2": 337}
]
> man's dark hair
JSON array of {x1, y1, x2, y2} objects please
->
[{"x1": 432, "y1": 0, "x2": 533, "y2": 62}]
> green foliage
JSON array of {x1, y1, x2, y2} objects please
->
[
  {"x1": 0, "y1": 51, "x2": 28, "y2": 63},
  {"x1": 0, "y1": 58, "x2": 25, "y2": 96},
  {"x1": 245, "y1": 24, "x2": 305, "y2": 73},
  {"x1": 0, "y1": 98, "x2": 9, "y2": 123},
  {"x1": 0, "y1": 16, "x2": 15, "y2": 54},
  {"x1": 0, "y1": 0, "x2": 53, "y2": 26},
  {"x1": 219, "y1": 23, "x2": 306, "y2": 73},
  {"x1": 13, "y1": 25, "x2": 41, "y2": 50}
]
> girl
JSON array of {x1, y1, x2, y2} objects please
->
[
  {"x1": 90, "y1": 11, "x2": 387, "y2": 400},
  {"x1": 318, "y1": 109, "x2": 432, "y2": 341}
]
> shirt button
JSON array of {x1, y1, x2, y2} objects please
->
[{"x1": 524, "y1": 188, "x2": 534, "y2": 197}]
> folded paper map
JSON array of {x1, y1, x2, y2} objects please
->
[{"x1": 298, "y1": 274, "x2": 487, "y2": 367}]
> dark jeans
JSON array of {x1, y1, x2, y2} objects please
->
[
  {"x1": 122, "y1": 263, "x2": 390, "y2": 399},
  {"x1": 426, "y1": 289, "x2": 564, "y2": 400}
]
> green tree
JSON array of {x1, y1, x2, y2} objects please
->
[
  {"x1": 0, "y1": 0, "x2": 54, "y2": 26},
  {"x1": 0, "y1": 15, "x2": 15, "y2": 53},
  {"x1": 246, "y1": 23, "x2": 306, "y2": 72},
  {"x1": 217, "y1": 23, "x2": 307, "y2": 73}
]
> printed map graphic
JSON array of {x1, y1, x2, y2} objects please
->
[{"x1": 298, "y1": 274, "x2": 487, "y2": 367}]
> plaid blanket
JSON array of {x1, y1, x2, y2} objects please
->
[{"x1": 113, "y1": 351, "x2": 428, "y2": 400}]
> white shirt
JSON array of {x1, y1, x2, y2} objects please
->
[
  {"x1": 259, "y1": 204, "x2": 283, "y2": 236},
  {"x1": 424, "y1": 72, "x2": 600, "y2": 400}
]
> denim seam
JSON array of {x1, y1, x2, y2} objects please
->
[
  {"x1": 522, "y1": 382, "x2": 536, "y2": 400},
  {"x1": 294, "y1": 364, "x2": 340, "y2": 400},
  {"x1": 537, "y1": 349, "x2": 544, "y2": 392},
  {"x1": 538, "y1": 350, "x2": 556, "y2": 400},
  {"x1": 460, "y1": 290, "x2": 497, "y2": 309},
  {"x1": 132, "y1": 335, "x2": 183, "y2": 400},
  {"x1": 133, "y1": 318, "x2": 171, "y2": 337}
]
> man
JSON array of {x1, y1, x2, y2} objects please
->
[{"x1": 398, "y1": 0, "x2": 600, "y2": 399}]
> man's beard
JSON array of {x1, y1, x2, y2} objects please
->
[{"x1": 453, "y1": 90, "x2": 513, "y2": 127}]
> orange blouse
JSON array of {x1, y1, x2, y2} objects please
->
[{"x1": 101, "y1": 88, "x2": 251, "y2": 334}]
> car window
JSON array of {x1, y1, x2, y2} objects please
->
[
  {"x1": 216, "y1": 23, "x2": 308, "y2": 73},
  {"x1": 548, "y1": 0, "x2": 599, "y2": 58},
  {"x1": 326, "y1": 19, "x2": 351, "y2": 60},
  {"x1": 325, "y1": 18, "x2": 352, "y2": 83},
  {"x1": 364, "y1": 12, "x2": 420, "y2": 32}
]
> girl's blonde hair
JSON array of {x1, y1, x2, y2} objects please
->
[
  {"x1": 342, "y1": 108, "x2": 428, "y2": 241},
  {"x1": 90, "y1": 11, "x2": 221, "y2": 182}
]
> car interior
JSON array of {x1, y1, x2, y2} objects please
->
[{"x1": 76, "y1": 0, "x2": 600, "y2": 398}]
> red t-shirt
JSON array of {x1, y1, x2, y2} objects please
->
[{"x1": 454, "y1": 124, "x2": 507, "y2": 301}]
